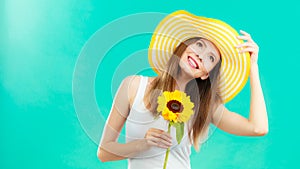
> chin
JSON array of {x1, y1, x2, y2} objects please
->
[
  {"x1": 192, "y1": 72, "x2": 205, "y2": 79},
  {"x1": 181, "y1": 67, "x2": 199, "y2": 79}
]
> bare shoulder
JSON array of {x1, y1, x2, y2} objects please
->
[
  {"x1": 124, "y1": 75, "x2": 155, "y2": 90},
  {"x1": 148, "y1": 76, "x2": 156, "y2": 83},
  {"x1": 124, "y1": 75, "x2": 156, "y2": 108},
  {"x1": 122, "y1": 75, "x2": 141, "y2": 107},
  {"x1": 123, "y1": 75, "x2": 142, "y2": 92}
]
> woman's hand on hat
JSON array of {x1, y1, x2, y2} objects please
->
[{"x1": 235, "y1": 30, "x2": 259, "y2": 64}]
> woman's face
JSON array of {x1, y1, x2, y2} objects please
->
[{"x1": 179, "y1": 39, "x2": 221, "y2": 79}]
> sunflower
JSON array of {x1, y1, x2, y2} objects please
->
[
  {"x1": 157, "y1": 90, "x2": 195, "y2": 169},
  {"x1": 157, "y1": 90, "x2": 194, "y2": 123}
]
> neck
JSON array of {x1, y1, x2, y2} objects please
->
[{"x1": 174, "y1": 71, "x2": 194, "y2": 91}]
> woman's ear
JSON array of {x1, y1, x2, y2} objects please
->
[{"x1": 200, "y1": 73, "x2": 209, "y2": 80}]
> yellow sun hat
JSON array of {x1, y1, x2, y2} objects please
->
[{"x1": 148, "y1": 10, "x2": 251, "y2": 103}]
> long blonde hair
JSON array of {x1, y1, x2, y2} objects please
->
[{"x1": 145, "y1": 37, "x2": 222, "y2": 152}]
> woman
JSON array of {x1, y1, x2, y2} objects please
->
[{"x1": 97, "y1": 10, "x2": 268, "y2": 169}]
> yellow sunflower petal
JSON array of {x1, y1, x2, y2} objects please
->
[
  {"x1": 157, "y1": 90, "x2": 195, "y2": 123},
  {"x1": 157, "y1": 94, "x2": 167, "y2": 112}
]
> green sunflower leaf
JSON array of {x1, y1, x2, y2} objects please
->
[{"x1": 172, "y1": 122, "x2": 184, "y2": 144}]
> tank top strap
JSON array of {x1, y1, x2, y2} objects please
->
[{"x1": 132, "y1": 75, "x2": 148, "y2": 108}]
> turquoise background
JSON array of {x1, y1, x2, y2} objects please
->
[{"x1": 1, "y1": 0, "x2": 299, "y2": 168}]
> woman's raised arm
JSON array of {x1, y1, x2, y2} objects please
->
[
  {"x1": 211, "y1": 30, "x2": 268, "y2": 136},
  {"x1": 237, "y1": 30, "x2": 268, "y2": 134}
]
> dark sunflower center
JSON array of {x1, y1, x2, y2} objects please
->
[{"x1": 167, "y1": 100, "x2": 183, "y2": 113}]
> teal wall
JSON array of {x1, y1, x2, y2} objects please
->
[{"x1": 1, "y1": 0, "x2": 299, "y2": 168}]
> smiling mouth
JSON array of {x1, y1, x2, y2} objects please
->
[{"x1": 187, "y1": 56, "x2": 199, "y2": 69}]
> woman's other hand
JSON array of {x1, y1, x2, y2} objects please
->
[
  {"x1": 143, "y1": 128, "x2": 173, "y2": 149},
  {"x1": 235, "y1": 30, "x2": 259, "y2": 64}
]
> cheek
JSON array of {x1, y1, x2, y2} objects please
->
[
  {"x1": 180, "y1": 52, "x2": 187, "y2": 59},
  {"x1": 205, "y1": 63, "x2": 217, "y2": 73},
  {"x1": 179, "y1": 54, "x2": 188, "y2": 64},
  {"x1": 204, "y1": 64, "x2": 212, "y2": 72},
  {"x1": 179, "y1": 58, "x2": 187, "y2": 69}
]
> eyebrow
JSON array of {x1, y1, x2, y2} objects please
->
[
  {"x1": 199, "y1": 39, "x2": 219, "y2": 57},
  {"x1": 209, "y1": 52, "x2": 216, "y2": 58},
  {"x1": 199, "y1": 39, "x2": 207, "y2": 48}
]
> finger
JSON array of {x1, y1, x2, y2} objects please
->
[
  {"x1": 236, "y1": 35, "x2": 253, "y2": 42},
  {"x1": 149, "y1": 128, "x2": 172, "y2": 139},
  {"x1": 147, "y1": 140, "x2": 164, "y2": 148},
  {"x1": 162, "y1": 132, "x2": 172, "y2": 140},
  {"x1": 239, "y1": 47, "x2": 256, "y2": 53},
  {"x1": 149, "y1": 136, "x2": 172, "y2": 148},
  {"x1": 158, "y1": 138, "x2": 172, "y2": 147},
  {"x1": 240, "y1": 30, "x2": 251, "y2": 37},
  {"x1": 149, "y1": 128, "x2": 165, "y2": 133},
  {"x1": 235, "y1": 42, "x2": 256, "y2": 48},
  {"x1": 157, "y1": 142, "x2": 170, "y2": 149},
  {"x1": 151, "y1": 132, "x2": 172, "y2": 144},
  {"x1": 145, "y1": 129, "x2": 161, "y2": 139}
]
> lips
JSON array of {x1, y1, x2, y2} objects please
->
[{"x1": 187, "y1": 56, "x2": 199, "y2": 69}]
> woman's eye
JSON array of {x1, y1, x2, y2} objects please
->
[
  {"x1": 209, "y1": 56, "x2": 215, "y2": 62},
  {"x1": 196, "y1": 42, "x2": 202, "y2": 47}
]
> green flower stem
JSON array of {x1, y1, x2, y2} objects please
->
[{"x1": 163, "y1": 122, "x2": 171, "y2": 169}]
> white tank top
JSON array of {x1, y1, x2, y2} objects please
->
[{"x1": 125, "y1": 75, "x2": 192, "y2": 169}]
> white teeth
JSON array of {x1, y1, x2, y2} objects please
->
[{"x1": 188, "y1": 57, "x2": 197, "y2": 68}]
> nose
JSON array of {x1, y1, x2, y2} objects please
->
[{"x1": 196, "y1": 54, "x2": 203, "y2": 62}]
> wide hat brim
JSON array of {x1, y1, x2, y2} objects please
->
[{"x1": 148, "y1": 10, "x2": 250, "y2": 103}]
